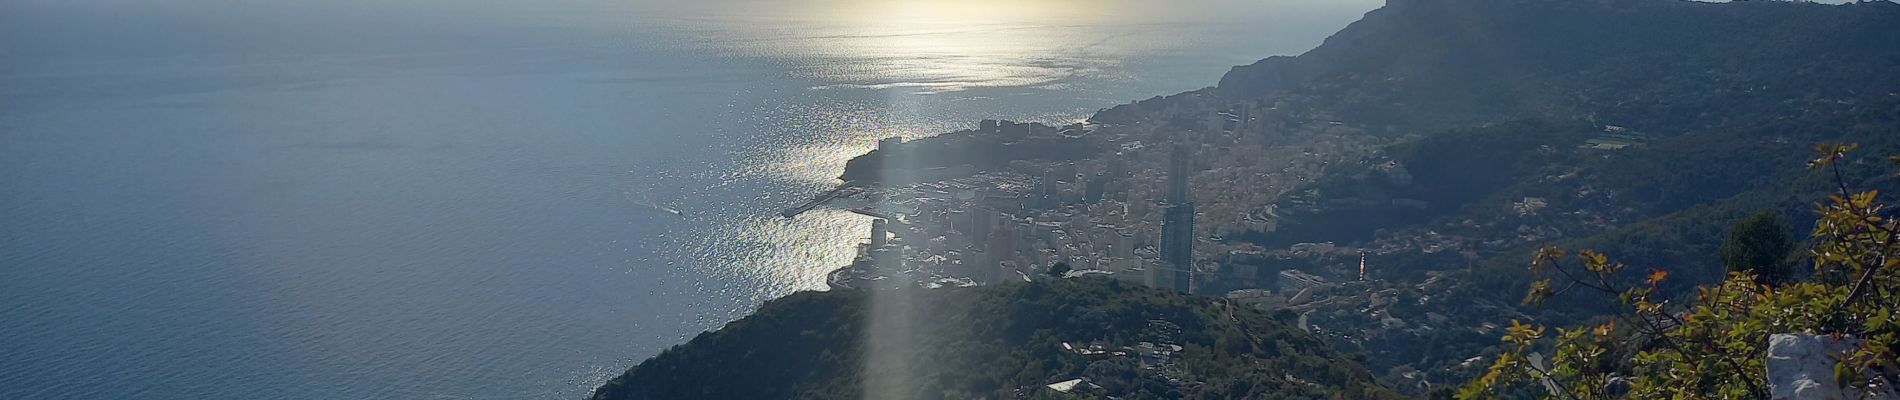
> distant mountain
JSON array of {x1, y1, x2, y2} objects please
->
[
  {"x1": 588, "y1": 278, "x2": 1403, "y2": 399},
  {"x1": 1168, "y1": 0, "x2": 1900, "y2": 269},
  {"x1": 1214, "y1": 0, "x2": 1900, "y2": 130}
]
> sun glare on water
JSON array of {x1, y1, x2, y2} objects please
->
[{"x1": 635, "y1": 0, "x2": 1159, "y2": 308}]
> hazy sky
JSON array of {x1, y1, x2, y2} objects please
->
[{"x1": 0, "y1": 0, "x2": 1383, "y2": 59}]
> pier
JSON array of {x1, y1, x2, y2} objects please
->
[{"x1": 780, "y1": 183, "x2": 858, "y2": 218}]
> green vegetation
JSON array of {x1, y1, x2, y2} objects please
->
[
  {"x1": 1459, "y1": 146, "x2": 1900, "y2": 399},
  {"x1": 1259, "y1": 120, "x2": 1598, "y2": 247},
  {"x1": 1241, "y1": 0, "x2": 1900, "y2": 252},
  {"x1": 589, "y1": 278, "x2": 1404, "y2": 400},
  {"x1": 1201, "y1": 0, "x2": 1900, "y2": 391},
  {"x1": 1720, "y1": 211, "x2": 1796, "y2": 286}
]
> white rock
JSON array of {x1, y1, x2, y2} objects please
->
[{"x1": 1765, "y1": 333, "x2": 1897, "y2": 400}]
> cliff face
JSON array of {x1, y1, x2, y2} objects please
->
[{"x1": 589, "y1": 278, "x2": 1403, "y2": 400}]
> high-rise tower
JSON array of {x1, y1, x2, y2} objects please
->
[
  {"x1": 1161, "y1": 203, "x2": 1194, "y2": 293},
  {"x1": 1166, "y1": 143, "x2": 1192, "y2": 205},
  {"x1": 1160, "y1": 142, "x2": 1195, "y2": 293}
]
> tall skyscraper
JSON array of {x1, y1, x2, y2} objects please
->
[
  {"x1": 1161, "y1": 203, "x2": 1194, "y2": 293},
  {"x1": 1167, "y1": 143, "x2": 1192, "y2": 205},
  {"x1": 1160, "y1": 143, "x2": 1195, "y2": 293}
]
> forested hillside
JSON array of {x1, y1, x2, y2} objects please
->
[
  {"x1": 590, "y1": 278, "x2": 1404, "y2": 399},
  {"x1": 1116, "y1": 0, "x2": 1900, "y2": 392}
]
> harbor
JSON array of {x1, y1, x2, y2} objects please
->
[{"x1": 779, "y1": 183, "x2": 860, "y2": 218}]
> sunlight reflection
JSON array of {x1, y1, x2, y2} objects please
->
[{"x1": 656, "y1": 0, "x2": 1179, "y2": 94}]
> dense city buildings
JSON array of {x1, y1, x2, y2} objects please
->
[{"x1": 812, "y1": 103, "x2": 1390, "y2": 300}]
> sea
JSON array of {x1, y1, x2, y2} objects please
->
[{"x1": 0, "y1": 0, "x2": 1378, "y2": 398}]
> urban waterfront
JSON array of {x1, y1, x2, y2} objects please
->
[{"x1": 0, "y1": 0, "x2": 1379, "y2": 398}]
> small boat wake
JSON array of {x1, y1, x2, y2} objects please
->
[{"x1": 627, "y1": 192, "x2": 686, "y2": 218}]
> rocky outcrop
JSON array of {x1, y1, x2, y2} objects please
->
[
  {"x1": 1765, "y1": 334, "x2": 1899, "y2": 400},
  {"x1": 838, "y1": 121, "x2": 1100, "y2": 185}
]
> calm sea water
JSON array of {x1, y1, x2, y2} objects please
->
[{"x1": 0, "y1": 1, "x2": 1376, "y2": 398}]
